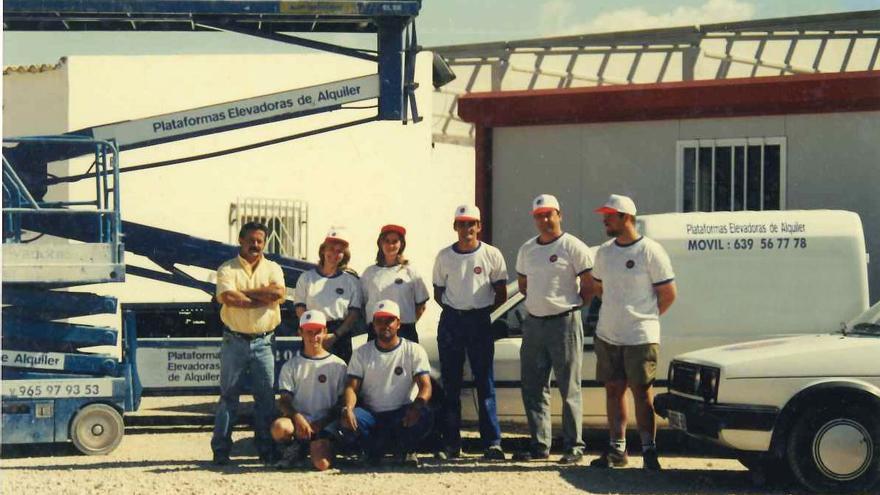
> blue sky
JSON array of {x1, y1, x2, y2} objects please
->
[{"x1": 4, "y1": 0, "x2": 879, "y2": 65}]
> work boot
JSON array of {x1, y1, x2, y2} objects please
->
[{"x1": 590, "y1": 448, "x2": 629, "y2": 468}]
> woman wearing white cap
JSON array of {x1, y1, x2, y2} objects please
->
[
  {"x1": 294, "y1": 227, "x2": 363, "y2": 363},
  {"x1": 361, "y1": 224, "x2": 430, "y2": 343}
]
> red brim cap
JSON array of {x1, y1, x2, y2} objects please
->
[
  {"x1": 532, "y1": 206, "x2": 557, "y2": 215},
  {"x1": 324, "y1": 236, "x2": 349, "y2": 246},
  {"x1": 381, "y1": 224, "x2": 407, "y2": 236},
  {"x1": 454, "y1": 215, "x2": 479, "y2": 221},
  {"x1": 373, "y1": 310, "x2": 399, "y2": 320},
  {"x1": 300, "y1": 322, "x2": 325, "y2": 331},
  {"x1": 594, "y1": 206, "x2": 619, "y2": 214}
]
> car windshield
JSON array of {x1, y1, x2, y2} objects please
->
[{"x1": 845, "y1": 300, "x2": 880, "y2": 336}]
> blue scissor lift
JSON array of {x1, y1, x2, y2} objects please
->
[{"x1": 2, "y1": 0, "x2": 423, "y2": 454}]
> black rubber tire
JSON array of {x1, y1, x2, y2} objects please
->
[{"x1": 786, "y1": 404, "x2": 880, "y2": 493}]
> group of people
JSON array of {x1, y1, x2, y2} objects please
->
[{"x1": 209, "y1": 192, "x2": 676, "y2": 472}]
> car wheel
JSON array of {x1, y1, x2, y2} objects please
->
[
  {"x1": 786, "y1": 404, "x2": 880, "y2": 493},
  {"x1": 70, "y1": 403, "x2": 125, "y2": 455}
]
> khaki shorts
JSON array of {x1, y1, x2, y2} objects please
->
[{"x1": 594, "y1": 337, "x2": 659, "y2": 386}]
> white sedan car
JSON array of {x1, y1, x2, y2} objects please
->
[{"x1": 654, "y1": 301, "x2": 880, "y2": 493}]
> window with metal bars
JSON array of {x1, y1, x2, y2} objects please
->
[
  {"x1": 677, "y1": 138, "x2": 786, "y2": 212},
  {"x1": 229, "y1": 198, "x2": 308, "y2": 259}
]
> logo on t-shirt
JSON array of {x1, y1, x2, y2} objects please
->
[
  {"x1": 318, "y1": 374, "x2": 327, "y2": 383},
  {"x1": 473, "y1": 266, "x2": 483, "y2": 274},
  {"x1": 394, "y1": 278, "x2": 404, "y2": 285},
  {"x1": 549, "y1": 254, "x2": 558, "y2": 263},
  {"x1": 335, "y1": 288, "x2": 345, "y2": 295},
  {"x1": 394, "y1": 366, "x2": 404, "y2": 376},
  {"x1": 626, "y1": 260, "x2": 635, "y2": 269}
]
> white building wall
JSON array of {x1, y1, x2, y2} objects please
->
[{"x1": 492, "y1": 111, "x2": 880, "y2": 299}]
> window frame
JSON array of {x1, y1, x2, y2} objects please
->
[{"x1": 675, "y1": 137, "x2": 787, "y2": 213}]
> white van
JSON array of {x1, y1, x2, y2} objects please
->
[{"x1": 470, "y1": 209, "x2": 870, "y2": 426}]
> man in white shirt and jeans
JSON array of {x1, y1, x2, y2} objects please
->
[
  {"x1": 590, "y1": 194, "x2": 677, "y2": 471},
  {"x1": 513, "y1": 194, "x2": 594, "y2": 464},
  {"x1": 433, "y1": 204, "x2": 508, "y2": 460}
]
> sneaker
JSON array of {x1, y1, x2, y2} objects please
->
[
  {"x1": 512, "y1": 448, "x2": 550, "y2": 461},
  {"x1": 642, "y1": 448, "x2": 662, "y2": 471},
  {"x1": 483, "y1": 445, "x2": 506, "y2": 460},
  {"x1": 590, "y1": 448, "x2": 629, "y2": 468},
  {"x1": 212, "y1": 453, "x2": 230, "y2": 466},
  {"x1": 402, "y1": 452, "x2": 421, "y2": 468},
  {"x1": 558, "y1": 450, "x2": 584, "y2": 465},
  {"x1": 274, "y1": 443, "x2": 304, "y2": 469},
  {"x1": 435, "y1": 447, "x2": 461, "y2": 461}
]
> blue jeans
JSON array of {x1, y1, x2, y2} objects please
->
[
  {"x1": 328, "y1": 405, "x2": 434, "y2": 456},
  {"x1": 211, "y1": 329, "x2": 277, "y2": 458},
  {"x1": 437, "y1": 307, "x2": 501, "y2": 450}
]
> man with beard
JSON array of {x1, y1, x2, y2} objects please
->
[
  {"x1": 590, "y1": 194, "x2": 676, "y2": 471},
  {"x1": 271, "y1": 310, "x2": 346, "y2": 471},
  {"x1": 334, "y1": 299, "x2": 434, "y2": 467},
  {"x1": 513, "y1": 194, "x2": 594, "y2": 465},
  {"x1": 212, "y1": 221, "x2": 286, "y2": 466}
]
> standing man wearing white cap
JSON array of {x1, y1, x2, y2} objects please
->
[
  {"x1": 590, "y1": 194, "x2": 676, "y2": 471},
  {"x1": 294, "y1": 227, "x2": 363, "y2": 363},
  {"x1": 333, "y1": 299, "x2": 434, "y2": 467},
  {"x1": 432, "y1": 204, "x2": 508, "y2": 460},
  {"x1": 270, "y1": 309, "x2": 347, "y2": 471},
  {"x1": 513, "y1": 194, "x2": 594, "y2": 464},
  {"x1": 211, "y1": 221, "x2": 287, "y2": 466}
]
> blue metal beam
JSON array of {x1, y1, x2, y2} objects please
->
[
  {"x1": 2, "y1": 316, "x2": 118, "y2": 348},
  {"x1": 377, "y1": 17, "x2": 405, "y2": 120}
]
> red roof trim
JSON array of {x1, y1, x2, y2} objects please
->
[{"x1": 457, "y1": 71, "x2": 880, "y2": 127}]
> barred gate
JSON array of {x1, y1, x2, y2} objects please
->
[{"x1": 229, "y1": 198, "x2": 308, "y2": 259}]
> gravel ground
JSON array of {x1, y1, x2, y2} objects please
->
[{"x1": 2, "y1": 426, "x2": 811, "y2": 495}]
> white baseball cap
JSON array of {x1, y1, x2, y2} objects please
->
[
  {"x1": 299, "y1": 310, "x2": 328, "y2": 331},
  {"x1": 532, "y1": 194, "x2": 560, "y2": 215},
  {"x1": 454, "y1": 204, "x2": 481, "y2": 222},
  {"x1": 372, "y1": 299, "x2": 401, "y2": 320},
  {"x1": 324, "y1": 227, "x2": 349, "y2": 246},
  {"x1": 595, "y1": 194, "x2": 637, "y2": 216}
]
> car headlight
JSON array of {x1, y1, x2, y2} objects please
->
[{"x1": 699, "y1": 367, "x2": 720, "y2": 403}]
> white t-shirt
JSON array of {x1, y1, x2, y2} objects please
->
[
  {"x1": 293, "y1": 269, "x2": 363, "y2": 320},
  {"x1": 433, "y1": 242, "x2": 508, "y2": 310},
  {"x1": 361, "y1": 264, "x2": 430, "y2": 324},
  {"x1": 278, "y1": 351, "x2": 347, "y2": 419},
  {"x1": 593, "y1": 237, "x2": 675, "y2": 345},
  {"x1": 515, "y1": 232, "x2": 593, "y2": 317},
  {"x1": 347, "y1": 339, "x2": 431, "y2": 413}
]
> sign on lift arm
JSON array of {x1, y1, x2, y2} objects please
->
[{"x1": 91, "y1": 74, "x2": 380, "y2": 149}]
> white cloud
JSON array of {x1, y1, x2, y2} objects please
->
[{"x1": 542, "y1": 0, "x2": 756, "y2": 36}]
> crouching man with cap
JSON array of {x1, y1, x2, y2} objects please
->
[
  {"x1": 590, "y1": 194, "x2": 676, "y2": 471},
  {"x1": 271, "y1": 310, "x2": 347, "y2": 471},
  {"x1": 332, "y1": 299, "x2": 434, "y2": 467}
]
